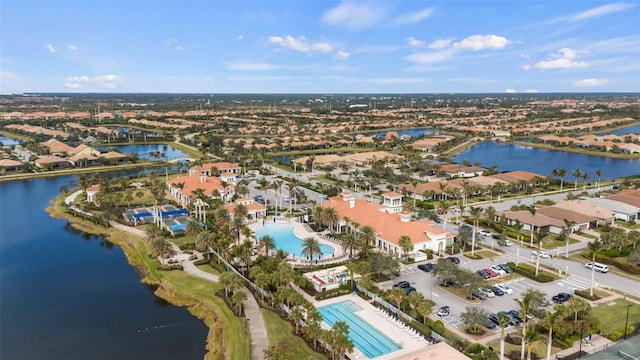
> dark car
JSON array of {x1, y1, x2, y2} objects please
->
[
  {"x1": 552, "y1": 292, "x2": 573, "y2": 303},
  {"x1": 508, "y1": 310, "x2": 524, "y2": 324},
  {"x1": 481, "y1": 317, "x2": 498, "y2": 330},
  {"x1": 472, "y1": 289, "x2": 488, "y2": 300},
  {"x1": 498, "y1": 311, "x2": 516, "y2": 325},
  {"x1": 488, "y1": 313, "x2": 500, "y2": 326},
  {"x1": 491, "y1": 286, "x2": 505, "y2": 296},
  {"x1": 476, "y1": 269, "x2": 491, "y2": 280},
  {"x1": 404, "y1": 286, "x2": 417, "y2": 294},
  {"x1": 498, "y1": 264, "x2": 514, "y2": 274},
  {"x1": 418, "y1": 263, "x2": 434, "y2": 272},
  {"x1": 447, "y1": 256, "x2": 461, "y2": 265},
  {"x1": 393, "y1": 281, "x2": 411, "y2": 289}
]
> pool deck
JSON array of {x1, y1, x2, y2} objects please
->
[
  {"x1": 251, "y1": 220, "x2": 348, "y2": 266},
  {"x1": 316, "y1": 295, "x2": 432, "y2": 360}
]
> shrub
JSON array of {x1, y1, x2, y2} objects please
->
[
  {"x1": 600, "y1": 248, "x2": 620, "y2": 258},
  {"x1": 409, "y1": 320, "x2": 432, "y2": 338},
  {"x1": 605, "y1": 326, "x2": 635, "y2": 341},
  {"x1": 432, "y1": 320, "x2": 445, "y2": 335},
  {"x1": 574, "y1": 289, "x2": 600, "y2": 301},
  {"x1": 507, "y1": 262, "x2": 555, "y2": 283},
  {"x1": 193, "y1": 258, "x2": 210, "y2": 266}
]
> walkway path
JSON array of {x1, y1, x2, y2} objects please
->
[{"x1": 64, "y1": 190, "x2": 268, "y2": 360}]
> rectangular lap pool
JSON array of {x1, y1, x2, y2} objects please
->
[{"x1": 318, "y1": 300, "x2": 401, "y2": 358}]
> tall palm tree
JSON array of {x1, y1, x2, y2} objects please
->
[
  {"x1": 516, "y1": 288, "x2": 547, "y2": 360},
  {"x1": 594, "y1": 169, "x2": 602, "y2": 190},
  {"x1": 321, "y1": 207, "x2": 339, "y2": 232},
  {"x1": 358, "y1": 225, "x2": 377, "y2": 257},
  {"x1": 398, "y1": 235, "x2": 413, "y2": 261},
  {"x1": 257, "y1": 235, "x2": 276, "y2": 256},
  {"x1": 526, "y1": 205, "x2": 537, "y2": 247},
  {"x1": 195, "y1": 230, "x2": 216, "y2": 259},
  {"x1": 572, "y1": 169, "x2": 583, "y2": 189},
  {"x1": 301, "y1": 237, "x2": 321, "y2": 263},
  {"x1": 557, "y1": 168, "x2": 567, "y2": 191},
  {"x1": 151, "y1": 237, "x2": 177, "y2": 262},
  {"x1": 562, "y1": 219, "x2": 576, "y2": 258},
  {"x1": 341, "y1": 233, "x2": 360, "y2": 258},
  {"x1": 469, "y1": 206, "x2": 483, "y2": 256},
  {"x1": 497, "y1": 312, "x2": 508, "y2": 360},
  {"x1": 272, "y1": 180, "x2": 283, "y2": 215},
  {"x1": 588, "y1": 240, "x2": 602, "y2": 297},
  {"x1": 514, "y1": 219, "x2": 523, "y2": 266}
]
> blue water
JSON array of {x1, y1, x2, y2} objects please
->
[
  {"x1": 318, "y1": 300, "x2": 401, "y2": 358},
  {"x1": 0, "y1": 135, "x2": 21, "y2": 146},
  {"x1": 366, "y1": 128, "x2": 432, "y2": 138},
  {"x1": 253, "y1": 223, "x2": 335, "y2": 259},
  {"x1": 0, "y1": 176, "x2": 207, "y2": 359},
  {"x1": 597, "y1": 124, "x2": 640, "y2": 136},
  {"x1": 94, "y1": 144, "x2": 189, "y2": 161},
  {"x1": 452, "y1": 141, "x2": 640, "y2": 180}
]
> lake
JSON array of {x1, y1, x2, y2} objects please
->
[
  {"x1": 95, "y1": 144, "x2": 190, "y2": 161},
  {"x1": 597, "y1": 124, "x2": 640, "y2": 136},
  {"x1": 365, "y1": 128, "x2": 432, "y2": 138},
  {"x1": 0, "y1": 176, "x2": 207, "y2": 359},
  {"x1": 452, "y1": 141, "x2": 640, "y2": 180},
  {"x1": 0, "y1": 135, "x2": 21, "y2": 146}
]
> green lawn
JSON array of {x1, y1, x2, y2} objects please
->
[
  {"x1": 261, "y1": 309, "x2": 327, "y2": 360},
  {"x1": 590, "y1": 298, "x2": 640, "y2": 335},
  {"x1": 487, "y1": 339, "x2": 562, "y2": 359}
]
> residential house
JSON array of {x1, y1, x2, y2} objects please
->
[
  {"x1": 0, "y1": 159, "x2": 24, "y2": 173},
  {"x1": 580, "y1": 197, "x2": 639, "y2": 222},
  {"x1": 224, "y1": 198, "x2": 267, "y2": 223}
]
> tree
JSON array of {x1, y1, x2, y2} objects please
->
[
  {"x1": 368, "y1": 253, "x2": 399, "y2": 279},
  {"x1": 514, "y1": 220, "x2": 524, "y2": 266},
  {"x1": 257, "y1": 235, "x2": 276, "y2": 257},
  {"x1": 398, "y1": 235, "x2": 413, "y2": 261},
  {"x1": 516, "y1": 288, "x2": 547, "y2": 360},
  {"x1": 572, "y1": 169, "x2": 583, "y2": 189},
  {"x1": 588, "y1": 240, "x2": 602, "y2": 297},
  {"x1": 151, "y1": 237, "x2": 177, "y2": 261},
  {"x1": 497, "y1": 312, "x2": 509, "y2": 360},
  {"x1": 358, "y1": 225, "x2": 377, "y2": 257},
  {"x1": 469, "y1": 206, "x2": 483, "y2": 256},
  {"x1": 195, "y1": 230, "x2": 216, "y2": 259},
  {"x1": 220, "y1": 271, "x2": 242, "y2": 297},
  {"x1": 321, "y1": 207, "x2": 339, "y2": 232},
  {"x1": 305, "y1": 317, "x2": 322, "y2": 350},
  {"x1": 566, "y1": 296, "x2": 589, "y2": 324},
  {"x1": 301, "y1": 237, "x2": 321, "y2": 264},
  {"x1": 341, "y1": 233, "x2": 360, "y2": 258},
  {"x1": 556, "y1": 168, "x2": 567, "y2": 191},
  {"x1": 432, "y1": 258, "x2": 458, "y2": 286},
  {"x1": 461, "y1": 306, "x2": 489, "y2": 333},
  {"x1": 231, "y1": 290, "x2": 247, "y2": 316},
  {"x1": 389, "y1": 287, "x2": 407, "y2": 311},
  {"x1": 417, "y1": 300, "x2": 433, "y2": 326},
  {"x1": 290, "y1": 305, "x2": 304, "y2": 335},
  {"x1": 526, "y1": 205, "x2": 537, "y2": 247},
  {"x1": 594, "y1": 169, "x2": 602, "y2": 190}
]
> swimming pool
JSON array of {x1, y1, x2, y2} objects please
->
[
  {"x1": 253, "y1": 223, "x2": 335, "y2": 259},
  {"x1": 318, "y1": 300, "x2": 401, "y2": 358}
]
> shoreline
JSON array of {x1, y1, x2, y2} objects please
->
[{"x1": 45, "y1": 193, "x2": 236, "y2": 360}]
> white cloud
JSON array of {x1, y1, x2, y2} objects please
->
[
  {"x1": 574, "y1": 78, "x2": 609, "y2": 87},
  {"x1": 406, "y1": 37, "x2": 426, "y2": 48},
  {"x1": 68, "y1": 44, "x2": 78, "y2": 51},
  {"x1": 175, "y1": 46, "x2": 184, "y2": 51},
  {"x1": 46, "y1": 44, "x2": 56, "y2": 54},
  {"x1": 165, "y1": 39, "x2": 184, "y2": 50},
  {"x1": 406, "y1": 48, "x2": 458, "y2": 64},
  {"x1": 453, "y1": 35, "x2": 509, "y2": 50},
  {"x1": 377, "y1": 77, "x2": 428, "y2": 84},
  {"x1": 570, "y1": 2, "x2": 634, "y2": 21},
  {"x1": 525, "y1": 89, "x2": 539, "y2": 93},
  {"x1": 504, "y1": 88, "x2": 517, "y2": 93},
  {"x1": 238, "y1": 35, "x2": 244, "y2": 40},
  {"x1": 226, "y1": 61, "x2": 275, "y2": 71},
  {"x1": 64, "y1": 74, "x2": 121, "y2": 89},
  {"x1": 522, "y1": 64, "x2": 531, "y2": 71},
  {"x1": 534, "y1": 48, "x2": 589, "y2": 70},
  {"x1": 268, "y1": 35, "x2": 332, "y2": 54},
  {"x1": 392, "y1": 7, "x2": 435, "y2": 25},
  {"x1": 321, "y1": 2, "x2": 388, "y2": 30},
  {"x1": 333, "y1": 50, "x2": 350, "y2": 60},
  {"x1": 428, "y1": 39, "x2": 453, "y2": 49}
]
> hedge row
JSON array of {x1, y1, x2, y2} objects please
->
[
  {"x1": 574, "y1": 289, "x2": 600, "y2": 301},
  {"x1": 507, "y1": 262, "x2": 555, "y2": 283},
  {"x1": 582, "y1": 254, "x2": 640, "y2": 275}
]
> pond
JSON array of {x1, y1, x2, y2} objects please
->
[
  {"x1": 95, "y1": 144, "x2": 189, "y2": 160},
  {"x1": 0, "y1": 135, "x2": 22, "y2": 146},
  {"x1": 452, "y1": 141, "x2": 640, "y2": 180},
  {"x1": 364, "y1": 128, "x2": 433, "y2": 138}
]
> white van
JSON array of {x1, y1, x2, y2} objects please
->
[{"x1": 585, "y1": 262, "x2": 609, "y2": 273}]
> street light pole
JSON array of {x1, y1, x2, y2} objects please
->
[
  {"x1": 578, "y1": 321, "x2": 585, "y2": 359},
  {"x1": 624, "y1": 304, "x2": 632, "y2": 340}
]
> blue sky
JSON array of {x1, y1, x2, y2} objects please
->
[{"x1": 1, "y1": 1, "x2": 639, "y2": 93}]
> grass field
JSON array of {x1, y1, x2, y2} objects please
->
[
  {"x1": 261, "y1": 309, "x2": 327, "y2": 360},
  {"x1": 487, "y1": 338, "x2": 562, "y2": 359},
  {"x1": 590, "y1": 298, "x2": 640, "y2": 335}
]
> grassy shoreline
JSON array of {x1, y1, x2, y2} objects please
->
[{"x1": 46, "y1": 194, "x2": 248, "y2": 360}]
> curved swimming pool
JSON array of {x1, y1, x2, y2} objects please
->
[{"x1": 253, "y1": 223, "x2": 335, "y2": 259}]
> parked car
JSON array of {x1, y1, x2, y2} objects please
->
[
  {"x1": 481, "y1": 317, "x2": 498, "y2": 330},
  {"x1": 437, "y1": 306, "x2": 450, "y2": 317},
  {"x1": 484, "y1": 288, "x2": 496, "y2": 298},
  {"x1": 447, "y1": 256, "x2": 461, "y2": 265},
  {"x1": 498, "y1": 311, "x2": 516, "y2": 325},
  {"x1": 491, "y1": 285, "x2": 505, "y2": 296},
  {"x1": 418, "y1": 263, "x2": 435, "y2": 272},
  {"x1": 508, "y1": 310, "x2": 524, "y2": 324},
  {"x1": 504, "y1": 239, "x2": 513, "y2": 246},
  {"x1": 472, "y1": 289, "x2": 488, "y2": 300},
  {"x1": 405, "y1": 287, "x2": 416, "y2": 294},
  {"x1": 490, "y1": 265, "x2": 507, "y2": 276},
  {"x1": 552, "y1": 292, "x2": 573, "y2": 303},
  {"x1": 532, "y1": 250, "x2": 550, "y2": 258},
  {"x1": 488, "y1": 313, "x2": 501, "y2": 326},
  {"x1": 495, "y1": 283, "x2": 514, "y2": 295},
  {"x1": 476, "y1": 269, "x2": 491, "y2": 280},
  {"x1": 478, "y1": 229, "x2": 492, "y2": 237},
  {"x1": 484, "y1": 268, "x2": 499, "y2": 278},
  {"x1": 498, "y1": 264, "x2": 514, "y2": 274},
  {"x1": 393, "y1": 281, "x2": 411, "y2": 289}
]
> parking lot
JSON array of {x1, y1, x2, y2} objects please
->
[{"x1": 388, "y1": 257, "x2": 598, "y2": 331}]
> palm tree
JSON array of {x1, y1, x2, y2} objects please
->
[
  {"x1": 534, "y1": 232, "x2": 547, "y2": 276},
  {"x1": 497, "y1": 312, "x2": 508, "y2": 360},
  {"x1": 321, "y1": 207, "x2": 339, "y2": 232},
  {"x1": 572, "y1": 169, "x2": 583, "y2": 189},
  {"x1": 594, "y1": 169, "x2": 602, "y2": 190},
  {"x1": 358, "y1": 225, "x2": 377, "y2": 257},
  {"x1": 306, "y1": 316, "x2": 323, "y2": 350},
  {"x1": 461, "y1": 305, "x2": 489, "y2": 333},
  {"x1": 556, "y1": 168, "x2": 567, "y2": 191},
  {"x1": 257, "y1": 235, "x2": 276, "y2": 257},
  {"x1": 562, "y1": 219, "x2": 576, "y2": 258},
  {"x1": 220, "y1": 271, "x2": 242, "y2": 298},
  {"x1": 231, "y1": 290, "x2": 247, "y2": 316},
  {"x1": 272, "y1": 180, "x2": 283, "y2": 215},
  {"x1": 151, "y1": 237, "x2": 177, "y2": 262},
  {"x1": 341, "y1": 233, "x2": 360, "y2": 258},
  {"x1": 398, "y1": 235, "x2": 413, "y2": 261},
  {"x1": 290, "y1": 305, "x2": 305, "y2": 335},
  {"x1": 526, "y1": 205, "x2": 537, "y2": 247},
  {"x1": 588, "y1": 240, "x2": 602, "y2": 297},
  {"x1": 514, "y1": 219, "x2": 523, "y2": 266},
  {"x1": 389, "y1": 287, "x2": 406, "y2": 310},
  {"x1": 195, "y1": 230, "x2": 216, "y2": 259},
  {"x1": 301, "y1": 237, "x2": 321, "y2": 263},
  {"x1": 516, "y1": 288, "x2": 547, "y2": 360},
  {"x1": 469, "y1": 206, "x2": 483, "y2": 256}
]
